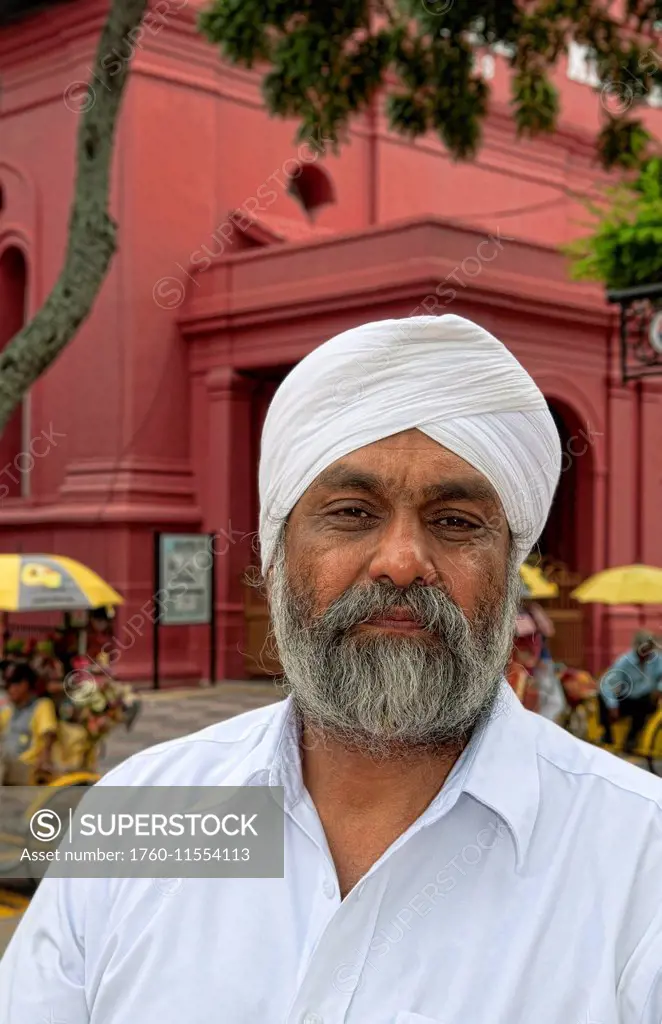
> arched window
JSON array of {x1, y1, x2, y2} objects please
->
[
  {"x1": 0, "y1": 246, "x2": 28, "y2": 498},
  {"x1": 286, "y1": 163, "x2": 336, "y2": 218}
]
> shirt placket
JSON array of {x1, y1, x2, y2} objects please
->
[
  {"x1": 285, "y1": 863, "x2": 389, "y2": 1024},
  {"x1": 286, "y1": 792, "x2": 345, "y2": 991},
  {"x1": 284, "y1": 776, "x2": 470, "y2": 1024}
]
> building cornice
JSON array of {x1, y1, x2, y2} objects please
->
[
  {"x1": 0, "y1": 502, "x2": 203, "y2": 525},
  {"x1": 178, "y1": 215, "x2": 611, "y2": 373}
]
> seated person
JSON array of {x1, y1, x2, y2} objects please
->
[
  {"x1": 534, "y1": 645, "x2": 569, "y2": 724},
  {"x1": 599, "y1": 631, "x2": 662, "y2": 752},
  {"x1": 0, "y1": 663, "x2": 58, "y2": 784}
]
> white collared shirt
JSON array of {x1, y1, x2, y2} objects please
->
[{"x1": 2, "y1": 682, "x2": 662, "y2": 1024}]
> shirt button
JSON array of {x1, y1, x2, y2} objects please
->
[
  {"x1": 302, "y1": 1015, "x2": 324, "y2": 1024},
  {"x1": 322, "y1": 879, "x2": 336, "y2": 899}
]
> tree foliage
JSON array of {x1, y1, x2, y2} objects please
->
[
  {"x1": 566, "y1": 157, "x2": 662, "y2": 288},
  {"x1": 199, "y1": 0, "x2": 662, "y2": 168}
]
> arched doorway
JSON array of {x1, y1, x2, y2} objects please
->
[
  {"x1": 242, "y1": 366, "x2": 291, "y2": 677},
  {"x1": 534, "y1": 399, "x2": 595, "y2": 667},
  {"x1": 0, "y1": 246, "x2": 28, "y2": 497}
]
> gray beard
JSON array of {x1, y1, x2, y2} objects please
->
[{"x1": 268, "y1": 541, "x2": 521, "y2": 757}]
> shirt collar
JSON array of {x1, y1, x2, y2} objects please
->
[
  {"x1": 222, "y1": 697, "x2": 305, "y2": 809},
  {"x1": 461, "y1": 680, "x2": 541, "y2": 871},
  {"x1": 236, "y1": 679, "x2": 541, "y2": 870}
]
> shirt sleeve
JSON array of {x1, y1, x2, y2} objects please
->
[
  {"x1": 0, "y1": 707, "x2": 9, "y2": 735},
  {"x1": 32, "y1": 698, "x2": 58, "y2": 739},
  {"x1": 0, "y1": 875, "x2": 90, "y2": 1023}
]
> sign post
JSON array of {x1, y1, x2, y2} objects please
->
[
  {"x1": 153, "y1": 533, "x2": 215, "y2": 690},
  {"x1": 153, "y1": 532, "x2": 161, "y2": 691}
]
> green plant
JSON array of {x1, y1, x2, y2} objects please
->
[{"x1": 566, "y1": 156, "x2": 662, "y2": 289}]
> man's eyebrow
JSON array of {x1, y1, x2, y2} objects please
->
[
  {"x1": 421, "y1": 479, "x2": 499, "y2": 506},
  {"x1": 310, "y1": 467, "x2": 386, "y2": 496},
  {"x1": 310, "y1": 468, "x2": 499, "y2": 507}
]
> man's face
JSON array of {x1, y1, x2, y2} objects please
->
[
  {"x1": 285, "y1": 429, "x2": 510, "y2": 619},
  {"x1": 268, "y1": 429, "x2": 519, "y2": 753},
  {"x1": 6, "y1": 679, "x2": 31, "y2": 707}
]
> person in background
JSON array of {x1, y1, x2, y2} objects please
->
[
  {"x1": 53, "y1": 620, "x2": 79, "y2": 678},
  {"x1": 86, "y1": 607, "x2": 115, "y2": 664},
  {"x1": 506, "y1": 610, "x2": 541, "y2": 711},
  {"x1": 0, "y1": 662, "x2": 58, "y2": 784},
  {"x1": 533, "y1": 640, "x2": 569, "y2": 724},
  {"x1": 599, "y1": 631, "x2": 662, "y2": 752},
  {"x1": 520, "y1": 603, "x2": 567, "y2": 723},
  {"x1": 30, "y1": 639, "x2": 65, "y2": 696}
]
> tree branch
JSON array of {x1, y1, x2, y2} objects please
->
[{"x1": 0, "y1": 0, "x2": 148, "y2": 433}]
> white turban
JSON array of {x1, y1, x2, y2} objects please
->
[{"x1": 259, "y1": 314, "x2": 561, "y2": 572}]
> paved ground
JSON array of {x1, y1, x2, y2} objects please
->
[{"x1": 0, "y1": 680, "x2": 283, "y2": 956}]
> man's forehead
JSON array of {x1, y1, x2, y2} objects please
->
[{"x1": 307, "y1": 434, "x2": 503, "y2": 510}]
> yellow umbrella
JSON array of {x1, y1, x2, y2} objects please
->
[
  {"x1": 571, "y1": 564, "x2": 662, "y2": 605},
  {"x1": 520, "y1": 563, "x2": 559, "y2": 599},
  {"x1": 0, "y1": 554, "x2": 123, "y2": 612}
]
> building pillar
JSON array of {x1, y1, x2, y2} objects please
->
[
  {"x1": 586, "y1": 461, "x2": 608, "y2": 673},
  {"x1": 640, "y1": 379, "x2": 662, "y2": 638},
  {"x1": 205, "y1": 367, "x2": 255, "y2": 680},
  {"x1": 604, "y1": 379, "x2": 639, "y2": 660}
]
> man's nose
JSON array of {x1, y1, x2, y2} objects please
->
[{"x1": 367, "y1": 517, "x2": 437, "y2": 589}]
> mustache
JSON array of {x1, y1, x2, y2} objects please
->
[{"x1": 310, "y1": 580, "x2": 475, "y2": 638}]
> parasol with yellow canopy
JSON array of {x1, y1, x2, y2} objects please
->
[
  {"x1": 0, "y1": 554, "x2": 123, "y2": 612},
  {"x1": 0, "y1": 555, "x2": 123, "y2": 661},
  {"x1": 571, "y1": 564, "x2": 662, "y2": 606}
]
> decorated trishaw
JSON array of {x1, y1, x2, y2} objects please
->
[
  {"x1": 0, "y1": 554, "x2": 140, "y2": 787},
  {"x1": 0, "y1": 555, "x2": 141, "y2": 886}
]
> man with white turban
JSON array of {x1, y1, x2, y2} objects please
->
[{"x1": 2, "y1": 314, "x2": 662, "y2": 1024}]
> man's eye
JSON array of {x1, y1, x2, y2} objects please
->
[
  {"x1": 435, "y1": 516, "x2": 480, "y2": 530},
  {"x1": 333, "y1": 507, "x2": 372, "y2": 519}
]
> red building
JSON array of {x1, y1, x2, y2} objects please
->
[{"x1": 1, "y1": 0, "x2": 661, "y2": 683}]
